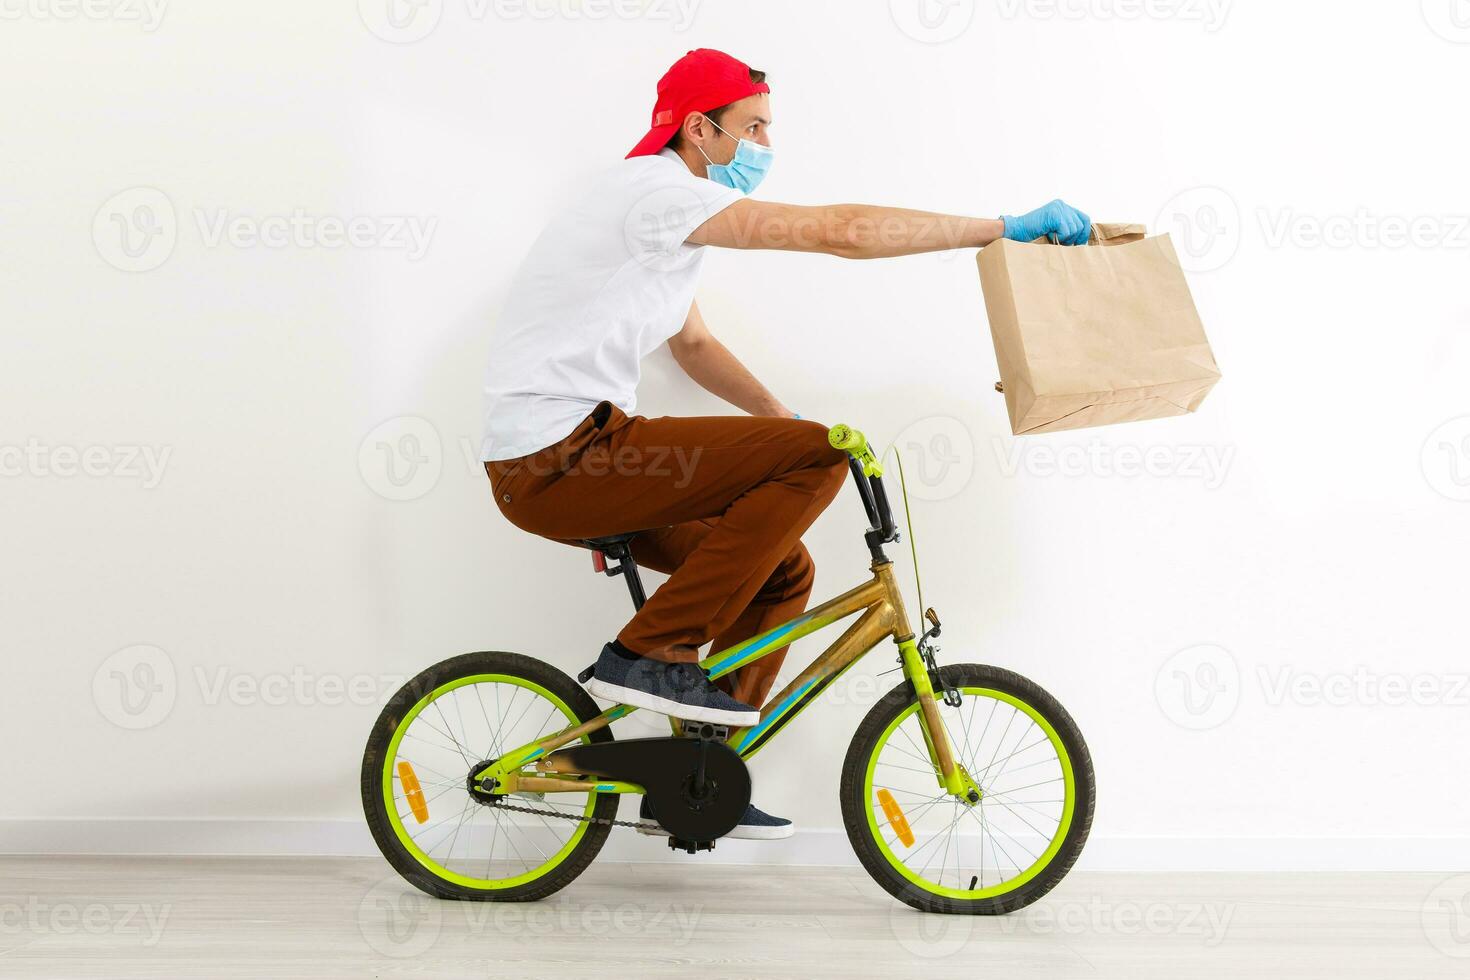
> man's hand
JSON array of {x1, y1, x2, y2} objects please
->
[{"x1": 1001, "y1": 199, "x2": 1092, "y2": 246}]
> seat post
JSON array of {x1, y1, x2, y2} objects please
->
[
  {"x1": 602, "y1": 541, "x2": 647, "y2": 611},
  {"x1": 621, "y1": 554, "x2": 647, "y2": 611}
]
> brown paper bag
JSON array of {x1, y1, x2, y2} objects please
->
[{"x1": 976, "y1": 222, "x2": 1220, "y2": 435}]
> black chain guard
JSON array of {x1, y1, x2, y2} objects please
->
[{"x1": 553, "y1": 736, "x2": 750, "y2": 842}]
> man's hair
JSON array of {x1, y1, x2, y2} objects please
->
[{"x1": 671, "y1": 68, "x2": 766, "y2": 149}]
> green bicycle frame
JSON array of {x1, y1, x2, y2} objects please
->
[{"x1": 477, "y1": 560, "x2": 978, "y2": 802}]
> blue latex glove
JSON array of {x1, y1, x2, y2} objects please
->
[{"x1": 1002, "y1": 199, "x2": 1092, "y2": 246}]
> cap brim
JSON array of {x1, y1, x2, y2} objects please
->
[{"x1": 626, "y1": 123, "x2": 679, "y2": 159}]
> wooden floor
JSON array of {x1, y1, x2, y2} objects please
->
[{"x1": 1, "y1": 856, "x2": 1465, "y2": 978}]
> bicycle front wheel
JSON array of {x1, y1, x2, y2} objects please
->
[{"x1": 840, "y1": 663, "x2": 1094, "y2": 914}]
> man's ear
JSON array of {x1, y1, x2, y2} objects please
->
[{"x1": 681, "y1": 111, "x2": 711, "y2": 147}]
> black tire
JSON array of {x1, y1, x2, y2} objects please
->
[
  {"x1": 361, "y1": 651, "x2": 618, "y2": 902},
  {"x1": 840, "y1": 663, "x2": 1094, "y2": 914}
]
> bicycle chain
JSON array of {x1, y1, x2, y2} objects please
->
[{"x1": 485, "y1": 796, "x2": 659, "y2": 832}]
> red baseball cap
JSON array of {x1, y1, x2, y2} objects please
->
[{"x1": 626, "y1": 49, "x2": 769, "y2": 159}]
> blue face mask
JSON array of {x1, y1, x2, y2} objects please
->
[{"x1": 696, "y1": 118, "x2": 773, "y2": 195}]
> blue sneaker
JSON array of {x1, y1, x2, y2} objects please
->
[
  {"x1": 583, "y1": 643, "x2": 760, "y2": 727},
  {"x1": 727, "y1": 802, "x2": 794, "y2": 840},
  {"x1": 637, "y1": 798, "x2": 793, "y2": 840}
]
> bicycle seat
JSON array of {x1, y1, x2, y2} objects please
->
[{"x1": 574, "y1": 531, "x2": 641, "y2": 551}]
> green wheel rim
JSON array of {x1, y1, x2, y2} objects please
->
[
  {"x1": 381, "y1": 673, "x2": 593, "y2": 890},
  {"x1": 862, "y1": 687, "x2": 1076, "y2": 901}
]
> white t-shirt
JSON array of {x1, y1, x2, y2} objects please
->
[{"x1": 479, "y1": 148, "x2": 743, "y2": 462}]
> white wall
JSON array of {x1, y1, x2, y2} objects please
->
[{"x1": 4, "y1": 0, "x2": 1468, "y2": 869}]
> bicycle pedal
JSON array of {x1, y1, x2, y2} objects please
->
[
  {"x1": 679, "y1": 722, "x2": 729, "y2": 740},
  {"x1": 576, "y1": 662, "x2": 596, "y2": 683},
  {"x1": 667, "y1": 836, "x2": 716, "y2": 855}
]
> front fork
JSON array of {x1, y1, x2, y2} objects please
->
[{"x1": 897, "y1": 628, "x2": 982, "y2": 806}]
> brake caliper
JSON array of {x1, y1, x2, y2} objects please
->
[{"x1": 918, "y1": 608, "x2": 962, "y2": 708}]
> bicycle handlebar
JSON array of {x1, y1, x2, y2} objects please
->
[
  {"x1": 827, "y1": 424, "x2": 866, "y2": 454},
  {"x1": 827, "y1": 424, "x2": 882, "y2": 477},
  {"x1": 827, "y1": 423, "x2": 898, "y2": 553}
]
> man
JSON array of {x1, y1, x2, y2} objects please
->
[{"x1": 481, "y1": 48, "x2": 1089, "y2": 838}]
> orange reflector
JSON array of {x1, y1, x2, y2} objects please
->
[
  {"x1": 397, "y1": 761, "x2": 429, "y2": 824},
  {"x1": 876, "y1": 788, "x2": 914, "y2": 847}
]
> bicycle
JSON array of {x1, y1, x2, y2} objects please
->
[{"x1": 361, "y1": 424, "x2": 1095, "y2": 914}]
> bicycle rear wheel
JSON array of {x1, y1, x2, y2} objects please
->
[
  {"x1": 361, "y1": 651, "x2": 617, "y2": 901},
  {"x1": 840, "y1": 663, "x2": 1094, "y2": 914}
]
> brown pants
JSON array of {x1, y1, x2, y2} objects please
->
[{"x1": 485, "y1": 401, "x2": 849, "y2": 707}]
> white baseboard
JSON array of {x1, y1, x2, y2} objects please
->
[{"x1": 3, "y1": 819, "x2": 1468, "y2": 871}]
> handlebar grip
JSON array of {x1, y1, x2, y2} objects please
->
[{"x1": 828, "y1": 424, "x2": 867, "y2": 454}]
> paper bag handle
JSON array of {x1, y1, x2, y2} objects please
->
[{"x1": 1034, "y1": 222, "x2": 1148, "y2": 246}]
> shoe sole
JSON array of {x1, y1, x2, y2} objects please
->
[
  {"x1": 727, "y1": 823, "x2": 795, "y2": 840},
  {"x1": 585, "y1": 677, "x2": 760, "y2": 728}
]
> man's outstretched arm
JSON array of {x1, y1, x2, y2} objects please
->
[
  {"x1": 688, "y1": 198, "x2": 1090, "y2": 258},
  {"x1": 667, "y1": 300, "x2": 794, "y2": 418}
]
